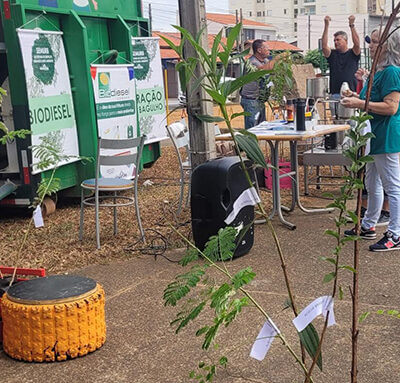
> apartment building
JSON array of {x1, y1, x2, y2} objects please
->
[{"x1": 229, "y1": 0, "x2": 395, "y2": 42}]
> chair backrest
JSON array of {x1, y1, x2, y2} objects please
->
[
  {"x1": 166, "y1": 123, "x2": 191, "y2": 167},
  {"x1": 96, "y1": 136, "x2": 146, "y2": 179}
]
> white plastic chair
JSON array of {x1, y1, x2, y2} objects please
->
[
  {"x1": 166, "y1": 122, "x2": 191, "y2": 216},
  {"x1": 79, "y1": 136, "x2": 146, "y2": 249}
]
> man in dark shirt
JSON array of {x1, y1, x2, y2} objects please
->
[{"x1": 322, "y1": 15, "x2": 361, "y2": 95}]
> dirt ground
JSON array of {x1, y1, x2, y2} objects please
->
[{"x1": 0, "y1": 141, "x2": 341, "y2": 274}]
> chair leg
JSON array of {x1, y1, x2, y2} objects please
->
[
  {"x1": 134, "y1": 180, "x2": 145, "y2": 242},
  {"x1": 185, "y1": 171, "x2": 191, "y2": 208},
  {"x1": 304, "y1": 165, "x2": 309, "y2": 195},
  {"x1": 113, "y1": 191, "x2": 118, "y2": 235},
  {"x1": 79, "y1": 188, "x2": 84, "y2": 241},
  {"x1": 95, "y1": 190, "x2": 100, "y2": 249},
  {"x1": 177, "y1": 166, "x2": 185, "y2": 216}
]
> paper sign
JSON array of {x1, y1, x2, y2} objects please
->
[
  {"x1": 225, "y1": 187, "x2": 261, "y2": 225},
  {"x1": 33, "y1": 205, "x2": 44, "y2": 228},
  {"x1": 250, "y1": 319, "x2": 280, "y2": 361},
  {"x1": 292, "y1": 296, "x2": 336, "y2": 332}
]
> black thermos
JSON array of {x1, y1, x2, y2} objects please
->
[{"x1": 295, "y1": 98, "x2": 306, "y2": 131}]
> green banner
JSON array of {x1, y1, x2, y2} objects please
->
[
  {"x1": 29, "y1": 94, "x2": 75, "y2": 135},
  {"x1": 136, "y1": 86, "x2": 166, "y2": 118},
  {"x1": 96, "y1": 100, "x2": 136, "y2": 120}
]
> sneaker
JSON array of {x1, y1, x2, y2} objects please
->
[
  {"x1": 369, "y1": 231, "x2": 400, "y2": 252},
  {"x1": 346, "y1": 206, "x2": 366, "y2": 223},
  {"x1": 376, "y1": 210, "x2": 390, "y2": 227},
  {"x1": 344, "y1": 226, "x2": 376, "y2": 240}
]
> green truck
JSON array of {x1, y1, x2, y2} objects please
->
[{"x1": 0, "y1": 0, "x2": 161, "y2": 207}]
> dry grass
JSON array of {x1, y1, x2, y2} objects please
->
[{"x1": 0, "y1": 145, "x2": 346, "y2": 274}]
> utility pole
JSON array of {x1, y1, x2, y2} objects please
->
[
  {"x1": 177, "y1": 0, "x2": 216, "y2": 169},
  {"x1": 308, "y1": 13, "x2": 311, "y2": 50},
  {"x1": 148, "y1": 4, "x2": 152, "y2": 35}
]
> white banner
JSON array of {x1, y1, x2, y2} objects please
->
[
  {"x1": 17, "y1": 29, "x2": 80, "y2": 174},
  {"x1": 132, "y1": 37, "x2": 168, "y2": 144},
  {"x1": 91, "y1": 64, "x2": 137, "y2": 179}
]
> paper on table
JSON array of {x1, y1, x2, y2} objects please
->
[
  {"x1": 225, "y1": 187, "x2": 261, "y2": 225},
  {"x1": 292, "y1": 296, "x2": 336, "y2": 332},
  {"x1": 250, "y1": 319, "x2": 280, "y2": 361},
  {"x1": 33, "y1": 205, "x2": 44, "y2": 228}
]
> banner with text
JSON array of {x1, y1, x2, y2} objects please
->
[
  {"x1": 17, "y1": 29, "x2": 79, "y2": 174},
  {"x1": 132, "y1": 37, "x2": 167, "y2": 144},
  {"x1": 91, "y1": 64, "x2": 137, "y2": 179}
]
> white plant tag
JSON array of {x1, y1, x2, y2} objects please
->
[
  {"x1": 225, "y1": 187, "x2": 261, "y2": 225},
  {"x1": 292, "y1": 296, "x2": 336, "y2": 332},
  {"x1": 250, "y1": 319, "x2": 280, "y2": 361},
  {"x1": 33, "y1": 205, "x2": 44, "y2": 228}
]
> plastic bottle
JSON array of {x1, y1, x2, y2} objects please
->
[{"x1": 295, "y1": 98, "x2": 306, "y2": 131}]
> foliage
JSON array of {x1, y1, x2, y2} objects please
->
[
  {"x1": 161, "y1": 24, "x2": 311, "y2": 382},
  {"x1": 304, "y1": 49, "x2": 328, "y2": 73},
  {"x1": 0, "y1": 87, "x2": 31, "y2": 145},
  {"x1": 267, "y1": 52, "x2": 295, "y2": 108},
  {"x1": 189, "y1": 357, "x2": 228, "y2": 383}
]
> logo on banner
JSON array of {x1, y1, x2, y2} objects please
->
[
  {"x1": 99, "y1": 72, "x2": 110, "y2": 92},
  {"x1": 32, "y1": 35, "x2": 55, "y2": 84},
  {"x1": 132, "y1": 43, "x2": 150, "y2": 80}
]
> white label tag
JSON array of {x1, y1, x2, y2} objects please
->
[
  {"x1": 225, "y1": 187, "x2": 261, "y2": 225},
  {"x1": 292, "y1": 296, "x2": 336, "y2": 332},
  {"x1": 33, "y1": 205, "x2": 44, "y2": 228},
  {"x1": 250, "y1": 319, "x2": 280, "y2": 361}
]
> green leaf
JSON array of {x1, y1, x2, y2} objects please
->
[
  {"x1": 323, "y1": 272, "x2": 336, "y2": 283},
  {"x1": 226, "y1": 22, "x2": 241, "y2": 52},
  {"x1": 231, "y1": 267, "x2": 256, "y2": 289},
  {"x1": 196, "y1": 115, "x2": 225, "y2": 123},
  {"x1": 299, "y1": 324, "x2": 322, "y2": 371},
  {"x1": 211, "y1": 30, "x2": 223, "y2": 72},
  {"x1": 377, "y1": 309, "x2": 385, "y2": 315},
  {"x1": 173, "y1": 25, "x2": 211, "y2": 69},
  {"x1": 228, "y1": 70, "x2": 270, "y2": 95},
  {"x1": 339, "y1": 286, "x2": 344, "y2": 300},
  {"x1": 202, "y1": 319, "x2": 223, "y2": 350},
  {"x1": 339, "y1": 265, "x2": 357, "y2": 273},
  {"x1": 235, "y1": 133, "x2": 267, "y2": 169},
  {"x1": 231, "y1": 111, "x2": 250, "y2": 120},
  {"x1": 346, "y1": 211, "x2": 359, "y2": 225},
  {"x1": 359, "y1": 155, "x2": 374, "y2": 163},
  {"x1": 196, "y1": 326, "x2": 209, "y2": 336},
  {"x1": 219, "y1": 356, "x2": 228, "y2": 367},
  {"x1": 359, "y1": 311, "x2": 370, "y2": 323},
  {"x1": 324, "y1": 229, "x2": 340, "y2": 239},
  {"x1": 159, "y1": 34, "x2": 182, "y2": 57},
  {"x1": 204, "y1": 226, "x2": 237, "y2": 262},
  {"x1": 319, "y1": 257, "x2": 337, "y2": 265},
  {"x1": 176, "y1": 301, "x2": 206, "y2": 333},
  {"x1": 210, "y1": 283, "x2": 233, "y2": 313},
  {"x1": 204, "y1": 88, "x2": 227, "y2": 105},
  {"x1": 179, "y1": 248, "x2": 200, "y2": 266}
]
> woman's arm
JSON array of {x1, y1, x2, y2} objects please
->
[{"x1": 341, "y1": 91, "x2": 400, "y2": 116}]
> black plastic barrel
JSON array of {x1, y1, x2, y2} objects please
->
[{"x1": 191, "y1": 156, "x2": 255, "y2": 259}]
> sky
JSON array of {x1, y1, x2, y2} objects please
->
[{"x1": 142, "y1": 0, "x2": 230, "y2": 32}]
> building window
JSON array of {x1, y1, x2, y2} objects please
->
[
  {"x1": 294, "y1": 8, "x2": 298, "y2": 17},
  {"x1": 300, "y1": 8, "x2": 305, "y2": 14},
  {"x1": 244, "y1": 29, "x2": 255, "y2": 40},
  {"x1": 294, "y1": 0, "x2": 298, "y2": 4},
  {"x1": 284, "y1": 9, "x2": 287, "y2": 14},
  {"x1": 307, "y1": 5, "x2": 316, "y2": 14},
  {"x1": 257, "y1": 0, "x2": 261, "y2": 2},
  {"x1": 267, "y1": 10, "x2": 272, "y2": 16},
  {"x1": 263, "y1": 11, "x2": 265, "y2": 16},
  {"x1": 257, "y1": 11, "x2": 262, "y2": 16},
  {"x1": 262, "y1": 34, "x2": 270, "y2": 40},
  {"x1": 294, "y1": 22, "x2": 297, "y2": 32},
  {"x1": 249, "y1": 11, "x2": 252, "y2": 16}
]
